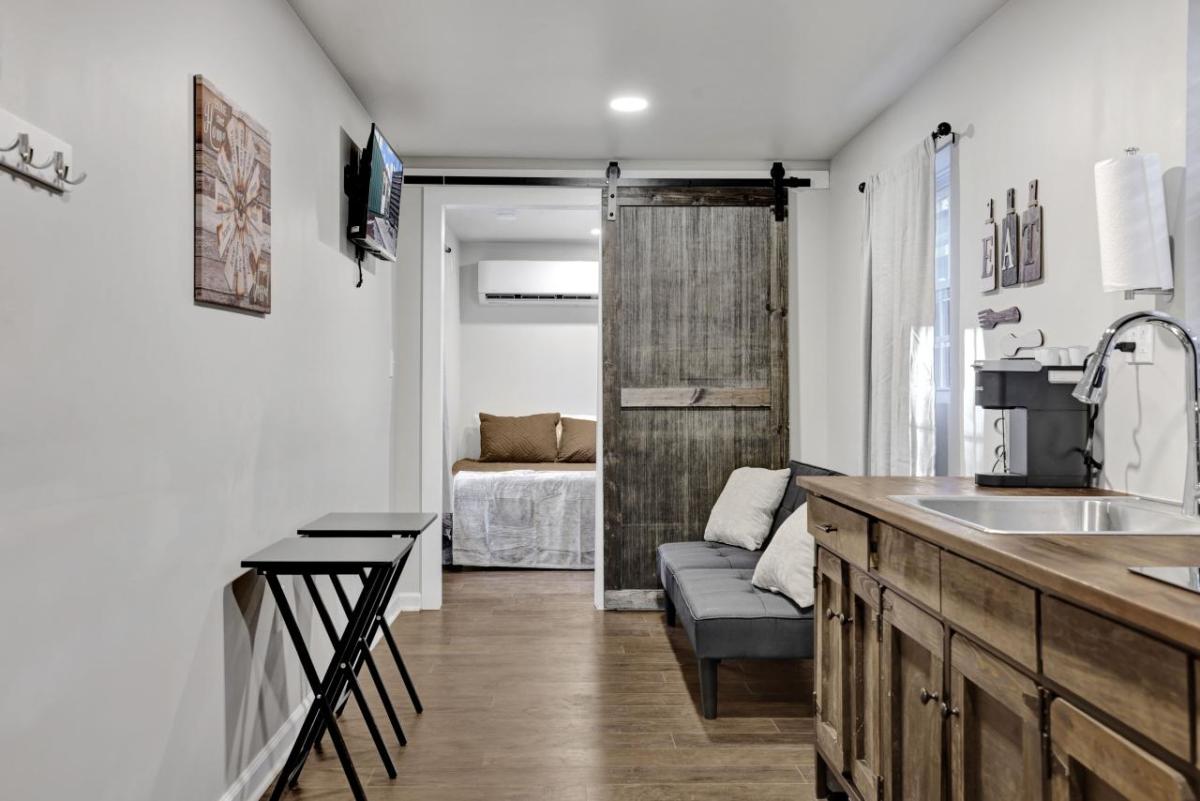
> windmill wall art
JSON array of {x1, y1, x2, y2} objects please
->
[{"x1": 193, "y1": 76, "x2": 272, "y2": 313}]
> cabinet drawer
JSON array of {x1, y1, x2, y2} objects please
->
[
  {"x1": 941, "y1": 552, "x2": 1037, "y2": 671},
  {"x1": 875, "y1": 524, "x2": 940, "y2": 611},
  {"x1": 1042, "y1": 597, "x2": 1190, "y2": 760},
  {"x1": 808, "y1": 495, "x2": 870, "y2": 570}
]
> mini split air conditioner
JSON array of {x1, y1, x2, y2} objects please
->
[{"x1": 477, "y1": 260, "x2": 599, "y2": 306}]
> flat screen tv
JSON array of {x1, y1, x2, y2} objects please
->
[{"x1": 348, "y1": 124, "x2": 403, "y2": 262}]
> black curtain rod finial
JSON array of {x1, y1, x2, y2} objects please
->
[{"x1": 860, "y1": 120, "x2": 955, "y2": 192}]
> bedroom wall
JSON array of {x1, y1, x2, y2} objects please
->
[
  {"x1": 452, "y1": 240, "x2": 601, "y2": 460},
  {"x1": 0, "y1": 2, "x2": 396, "y2": 800},
  {"x1": 812, "y1": 0, "x2": 1189, "y2": 500}
]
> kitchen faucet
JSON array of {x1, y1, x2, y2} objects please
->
[{"x1": 1073, "y1": 310, "x2": 1200, "y2": 519}]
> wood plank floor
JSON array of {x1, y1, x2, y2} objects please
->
[{"x1": 267, "y1": 569, "x2": 815, "y2": 800}]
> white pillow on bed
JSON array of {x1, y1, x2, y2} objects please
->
[
  {"x1": 752, "y1": 504, "x2": 814, "y2": 608},
  {"x1": 703, "y1": 466, "x2": 791, "y2": 550}
]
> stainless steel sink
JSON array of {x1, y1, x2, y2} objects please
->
[{"x1": 889, "y1": 495, "x2": 1200, "y2": 535}]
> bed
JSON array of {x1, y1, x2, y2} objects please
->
[{"x1": 450, "y1": 458, "x2": 596, "y2": 569}]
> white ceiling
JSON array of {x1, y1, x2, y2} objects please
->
[
  {"x1": 445, "y1": 206, "x2": 601, "y2": 243},
  {"x1": 290, "y1": 0, "x2": 1005, "y2": 161}
]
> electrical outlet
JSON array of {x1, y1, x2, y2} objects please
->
[{"x1": 1116, "y1": 325, "x2": 1155, "y2": 365}]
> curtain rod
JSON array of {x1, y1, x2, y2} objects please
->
[{"x1": 857, "y1": 122, "x2": 956, "y2": 193}]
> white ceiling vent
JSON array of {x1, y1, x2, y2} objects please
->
[{"x1": 478, "y1": 260, "x2": 599, "y2": 306}]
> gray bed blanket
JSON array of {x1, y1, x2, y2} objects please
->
[{"x1": 451, "y1": 469, "x2": 596, "y2": 569}]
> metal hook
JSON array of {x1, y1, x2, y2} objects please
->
[
  {"x1": 23, "y1": 144, "x2": 55, "y2": 171},
  {"x1": 52, "y1": 151, "x2": 87, "y2": 186}
]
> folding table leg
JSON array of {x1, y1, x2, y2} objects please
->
[
  {"x1": 285, "y1": 566, "x2": 389, "y2": 789},
  {"x1": 331, "y1": 574, "x2": 408, "y2": 746},
  {"x1": 304, "y1": 575, "x2": 398, "y2": 777},
  {"x1": 360, "y1": 558, "x2": 424, "y2": 714},
  {"x1": 265, "y1": 574, "x2": 367, "y2": 801}
]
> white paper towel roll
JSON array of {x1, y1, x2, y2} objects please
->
[{"x1": 1094, "y1": 150, "x2": 1173, "y2": 292}]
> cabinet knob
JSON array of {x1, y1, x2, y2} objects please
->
[
  {"x1": 816, "y1": 523, "x2": 837, "y2": 533},
  {"x1": 919, "y1": 688, "x2": 940, "y2": 705},
  {"x1": 838, "y1": 613, "x2": 853, "y2": 626},
  {"x1": 940, "y1": 702, "x2": 960, "y2": 718},
  {"x1": 825, "y1": 608, "x2": 837, "y2": 620}
]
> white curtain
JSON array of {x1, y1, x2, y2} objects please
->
[{"x1": 863, "y1": 139, "x2": 936, "y2": 476}]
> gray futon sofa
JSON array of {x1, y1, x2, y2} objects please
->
[{"x1": 656, "y1": 461, "x2": 842, "y2": 718}]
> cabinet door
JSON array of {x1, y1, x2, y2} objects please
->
[
  {"x1": 948, "y1": 634, "x2": 1043, "y2": 801},
  {"x1": 849, "y1": 567, "x2": 883, "y2": 801},
  {"x1": 881, "y1": 589, "x2": 945, "y2": 801},
  {"x1": 815, "y1": 547, "x2": 849, "y2": 773},
  {"x1": 1049, "y1": 699, "x2": 1194, "y2": 801}
]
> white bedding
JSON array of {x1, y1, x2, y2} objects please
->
[{"x1": 452, "y1": 469, "x2": 596, "y2": 569}]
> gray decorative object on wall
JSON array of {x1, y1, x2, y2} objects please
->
[
  {"x1": 1000, "y1": 187, "x2": 1019, "y2": 288},
  {"x1": 981, "y1": 199, "x2": 998, "y2": 293},
  {"x1": 1020, "y1": 179, "x2": 1043, "y2": 283},
  {"x1": 977, "y1": 306, "x2": 1022, "y2": 329}
]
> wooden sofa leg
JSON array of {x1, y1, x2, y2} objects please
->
[
  {"x1": 699, "y1": 658, "x2": 719, "y2": 719},
  {"x1": 664, "y1": 593, "x2": 676, "y2": 627}
]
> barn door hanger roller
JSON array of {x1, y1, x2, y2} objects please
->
[{"x1": 606, "y1": 161, "x2": 620, "y2": 221}]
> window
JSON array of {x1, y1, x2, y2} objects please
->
[{"x1": 932, "y1": 143, "x2": 955, "y2": 476}]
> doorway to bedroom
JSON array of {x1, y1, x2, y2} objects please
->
[{"x1": 439, "y1": 202, "x2": 601, "y2": 591}]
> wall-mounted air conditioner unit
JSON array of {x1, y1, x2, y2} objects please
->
[{"x1": 477, "y1": 260, "x2": 599, "y2": 306}]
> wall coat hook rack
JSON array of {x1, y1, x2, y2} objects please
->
[{"x1": 0, "y1": 107, "x2": 88, "y2": 193}]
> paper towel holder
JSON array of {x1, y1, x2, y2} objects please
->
[{"x1": 1115, "y1": 146, "x2": 1175, "y2": 301}]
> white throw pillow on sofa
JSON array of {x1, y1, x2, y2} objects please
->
[
  {"x1": 703, "y1": 466, "x2": 791, "y2": 550},
  {"x1": 752, "y1": 503, "x2": 814, "y2": 608}
]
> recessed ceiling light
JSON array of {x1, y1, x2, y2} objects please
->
[
  {"x1": 609, "y1": 96, "x2": 648, "y2": 113},
  {"x1": 495, "y1": 208, "x2": 518, "y2": 221},
  {"x1": 590, "y1": 228, "x2": 601, "y2": 236}
]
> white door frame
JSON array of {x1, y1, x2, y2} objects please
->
[{"x1": 419, "y1": 185, "x2": 604, "y2": 609}]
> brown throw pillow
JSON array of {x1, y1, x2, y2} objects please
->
[
  {"x1": 479, "y1": 412, "x2": 561, "y2": 462},
  {"x1": 557, "y1": 417, "x2": 597, "y2": 463}
]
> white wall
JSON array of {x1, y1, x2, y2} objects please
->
[
  {"x1": 792, "y1": 188, "x2": 832, "y2": 464},
  {"x1": 450, "y1": 240, "x2": 601, "y2": 459},
  {"x1": 0, "y1": 2, "x2": 396, "y2": 800},
  {"x1": 812, "y1": 0, "x2": 1190, "y2": 501}
]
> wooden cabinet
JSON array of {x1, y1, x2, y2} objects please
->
[
  {"x1": 809, "y1": 495, "x2": 871, "y2": 570},
  {"x1": 808, "y1": 488, "x2": 1200, "y2": 801},
  {"x1": 881, "y1": 590, "x2": 945, "y2": 801},
  {"x1": 1048, "y1": 699, "x2": 1193, "y2": 801},
  {"x1": 948, "y1": 634, "x2": 1043, "y2": 801},
  {"x1": 815, "y1": 547, "x2": 850, "y2": 773},
  {"x1": 875, "y1": 524, "x2": 940, "y2": 611},
  {"x1": 848, "y1": 567, "x2": 883, "y2": 801},
  {"x1": 1042, "y1": 596, "x2": 1191, "y2": 761},
  {"x1": 940, "y1": 551, "x2": 1037, "y2": 672}
]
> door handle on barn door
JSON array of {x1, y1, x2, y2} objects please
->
[{"x1": 620, "y1": 386, "x2": 770, "y2": 408}]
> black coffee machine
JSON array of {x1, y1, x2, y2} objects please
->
[{"x1": 973, "y1": 360, "x2": 1092, "y2": 488}]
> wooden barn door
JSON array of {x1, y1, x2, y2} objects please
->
[{"x1": 601, "y1": 185, "x2": 788, "y2": 605}]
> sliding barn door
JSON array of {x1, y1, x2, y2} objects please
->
[{"x1": 602, "y1": 186, "x2": 788, "y2": 604}]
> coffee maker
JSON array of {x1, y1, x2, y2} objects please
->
[{"x1": 973, "y1": 360, "x2": 1092, "y2": 488}]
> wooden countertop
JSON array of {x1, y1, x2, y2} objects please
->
[{"x1": 799, "y1": 476, "x2": 1200, "y2": 654}]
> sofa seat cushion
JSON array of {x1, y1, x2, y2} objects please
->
[
  {"x1": 657, "y1": 541, "x2": 762, "y2": 599},
  {"x1": 675, "y1": 569, "x2": 814, "y2": 660}
]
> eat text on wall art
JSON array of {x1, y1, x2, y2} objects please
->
[{"x1": 193, "y1": 76, "x2": 271, "y2": 313}]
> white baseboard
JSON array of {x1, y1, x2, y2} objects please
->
[
  {"x1": 387, "y1": 591, "x2": 422, "y2": 612},
  {"x1": 217, "y1": 699, "x2": 310, "y2": 801},
  {"x1": 218, "y1": 595, "x2": 420, "y2": 801}
]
